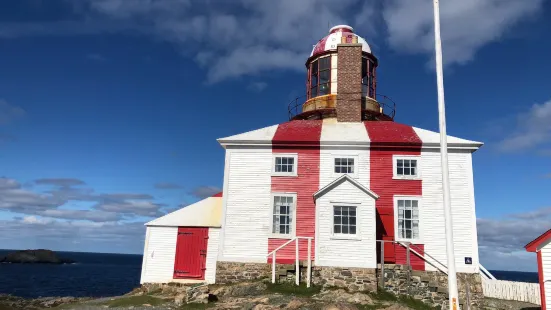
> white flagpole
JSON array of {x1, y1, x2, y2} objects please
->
[{"x1": 432, "y1": 0, "x2": 460, "y2": 309}]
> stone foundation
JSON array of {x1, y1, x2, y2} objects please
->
[
  {"x1": 312, "y1": 266, "x2": 378, "y2": 292},
  {"x1": 215, "y1": 261, "x2": 271, "y2": 284},
  {"x1": 381, "y1": 264, "x2": 484, "y2": 309}
]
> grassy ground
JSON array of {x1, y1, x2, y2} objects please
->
[
  {"x1": 265, "y1": 282, "x2": 322, "y2": 297},
  {"x1": 100, "y1": 295, "x2": 167, "y2": 308}
]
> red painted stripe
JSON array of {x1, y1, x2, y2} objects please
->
[
  {"x1": 366, "y1": 121, "x2": 423, "y2": 266},
  {"x1": 268, "y1": 120, "x2": 322, "y2": 263},
  {"x1": 212, "y1": 192, "x2": 223, "y2": 197},
  {"x1": 395, "y1": 244, "x2": 425, "y2": 271},
  {"x1": 538, "y1": 251, "x2": 547, "y2": 310}
]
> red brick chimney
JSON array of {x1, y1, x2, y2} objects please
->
[{"x1": 336, "y1": 43, "x2": 362, "y2": 122}]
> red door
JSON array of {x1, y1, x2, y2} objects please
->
[{"x1": 173, "y1": 227, "x2": 209, "y2": 279}]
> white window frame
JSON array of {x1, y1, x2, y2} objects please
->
[
  {"x1": 269, "y1": 192, "x2": 297, "y2": 239},
  {"x1": 393, "y1": 155, "x2": 421, "y2": 180},
  {"x1": 332, "y1": 154, "x2": 359, "y2": 178},
  {"x1": 393, "y1": 196, "x2": 422, "y2": 243},
  {"x1": 272, "y1": 154, "x2": 298, "y2": 177},
  {"x1": 331, "y1": 203, "x2": 361, "y2": 240}
]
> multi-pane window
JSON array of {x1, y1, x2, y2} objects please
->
[
  {"x1": 397, "y1": 199, "x2": 419, "y2": 240},
  {"x1": 361, "y1": 57, "x2": 376, "y2": 98},
  {"x1": 309, "y1": 56, "x2": 331, "y2": 99},
  {"x1": 396, "y1": 159, "x2": 418, "y2": 177},
  {"x1": 334, "y1": 206, "x2": 357, "y2": 235},
  {"x1": 334, "y1": 158, "x2": 354, "y2": 174},
  {"x1": 274, "y1": 157, "x2": 294, "y2": 173},
  {"x1": 272, "y1": 195, "x2": 294, "y2": 235}
]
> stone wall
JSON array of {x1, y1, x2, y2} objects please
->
[
  {"x1": 381, "y1": 264, "x2": 484, "y2": 309},
  {"x1": 312, "y1": 266, "x2": 378, "y2": 292},
  {"x1": 215, "y1": 261, "x2": 271, "y2": 284}
]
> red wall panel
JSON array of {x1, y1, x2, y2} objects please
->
[
  {"x1": 268, "y1": 120, "x2": 321, "y2": 263},
  {"x1": 366, "y1": 122, "x2": 423, "y2": 268}
]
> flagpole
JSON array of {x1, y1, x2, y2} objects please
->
[{"x1": 432, "y1": 0, "x2": 460, "y2": 309}]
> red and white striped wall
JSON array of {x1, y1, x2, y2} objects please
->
[{"x1": 218, "y1": 119, "x2": 482, "y2": 273}]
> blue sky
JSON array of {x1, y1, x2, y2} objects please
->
[{"x1": 0, "y1": 0, "x2": 550, "y2": 271}]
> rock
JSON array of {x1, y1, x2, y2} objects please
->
[
  {"x1": 174, "y1": 293, "x2": 186, "y2": 306},
  {"x1": 212, "y1": 282, "x2": 267, "y2": 297},
  {"x1": 316, "y1": 289, "x2": 373, "y2": 305},
  {"x1": 286, "y1": 299, "x2": 303, "y2": 309},
  {"x1": 381, "y1": 305, "x2": 412, "y2": 310},
  {"x1": 322, "y1": 303, "x2": 359, "y2": 310},
  {"x1": 0, "y1": 249, "x2": 75, "y2": 264}
]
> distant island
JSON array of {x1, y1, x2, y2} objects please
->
[{"x1": 0, "y1": 249, "x2": 75, "y2": 264}]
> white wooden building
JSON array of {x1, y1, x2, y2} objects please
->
[
  {"x1": 525, "y1": 229, "x2": 551, "y2": 309},
  {"x1": 140, "y1": 25, "x2": 485, "y2": 285}
]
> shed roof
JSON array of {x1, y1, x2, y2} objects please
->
[
  {"x1": 525, "y1": 229, "x2": 551, "y2": 252},
  {"x1": 146, "y1": 194, "x2": 223, "y2": 228}
]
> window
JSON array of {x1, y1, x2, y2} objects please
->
[
  {"x1": 333, "y1": 206, "x2": 357, "y2": 235},
  {"x1": 271, "y1": 194, "x2": 295, "y2": 237},
  {"x1": 361, "y1": 57, "x2": 376, "y2": 98},
  {"x1": 393, "y1": 156, "x2": 419, "y2": 179},
  {"x1": 272, "y1": 154, "x2": 298, "y2": 176},
  {"x1": 396, "y1": 198, "x2": 420, "y2": 241},
  {"x1": 334, "y1": 157, "x2": 355, "y2": 174},
  {"x1": 309, "y1": 56, "x2": 331, "y2": 99}
]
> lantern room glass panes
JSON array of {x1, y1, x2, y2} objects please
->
[
  {"x1": 397, "y1": 199, "x2": 420, "y2": 240},
  {"x1": 309, "y1": 56, "x2": 331, "y2": 99},
  {"x1": 361, "y1": 57, "x2": 376, "y2": 98},
  {"x1": 334, "y1": 206, "x2": 357, "y2": 235},
  {"x1": 272, "y1": 195, "x2": 294, "y2": 235}
]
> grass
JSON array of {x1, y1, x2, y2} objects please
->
[
  {"x1": 397, "y1": 296, "x2": 437, "y2": 310},
  {"x1": 265, "y1": 282, "x2": 322, "y2": 297},
  {"x1": 369, "y1": 288, "x2": 398, "y2": 302},
  {"x1": 178, "y1": 302, "x2": 216, "y2": 309},
  {"x1": 101, "y1": 295, "x2": 166, "y2": 308}
]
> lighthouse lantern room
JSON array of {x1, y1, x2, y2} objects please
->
[{"x1": 292, "y1": 25, "x2": 392, "y2": 122}]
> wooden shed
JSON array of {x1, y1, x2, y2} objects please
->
[
  {"x1": 525, "y1": 228, "x2": 551, "y2": 310},
  {"x1": 140, "y1": 192, "x2": 222, "y2": 284}
]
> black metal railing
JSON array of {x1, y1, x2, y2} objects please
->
[{"x1": 287, "y1": 93, "x2": 396, "y2": 121}]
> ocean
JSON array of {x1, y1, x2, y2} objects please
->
[{"x1": 0, "y1": 250, "x2": 540, "y2": 298}]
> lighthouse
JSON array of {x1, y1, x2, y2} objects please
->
[{"x1": 140, "y1": 24, "x2": 489, "y2": 307}]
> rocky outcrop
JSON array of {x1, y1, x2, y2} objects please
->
[
  {"x1": 0, "y1": 249, "x2": 75, "y2": 264},
  {"x1": 0, "y1": 294, "x2": 89, "y2": 309}
]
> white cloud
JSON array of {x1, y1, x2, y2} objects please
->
[
  {"x1": 498, "y1": 100, "x2": 551, "y2": 152},
  {"x1": 0, "y1": 99, "x2": 25, "y2": 125},
  {"x1": 248, "y1": 82, "x2": 268, "y2": 92},
  {"x1": 477, "y1": 206, "x2": 551, "y2": 271},
  {"x1": 383, "y1": 0, "x2": 544, "y2": 66},
  {"x1": 189, "y1": 185, "x2": 221, "y2": 199},
  {"x1": 0, "y1": 0, "x2": 543, "y2": 81}
]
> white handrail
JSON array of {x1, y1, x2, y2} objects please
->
[
  {"x1": 479, "y1": 263, "x2": 497, "y2": 280},
  {"x1": 397, "y1": 241, "x2": 449, "y2": 275},
  {"x1": 266, "y1": 236, "x2": 313, "y2": 287}
]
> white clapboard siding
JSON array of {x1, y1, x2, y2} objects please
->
[
  {"x1": 219, "y1": 149, "x2": 272, "y2": 262},
  {"x1": 319, "y1": 147, "x2": 370, "y2": 190},
  {"x1": 542, "y1": 243, "x2": 551, "y2": 308},
  {"x1": 482, "y1": 278, "x2": 541, "y2": 305},
  {"x1": 316, "y1": 179, "x2": 377, "y2": 268},
  {"x1": 421, "y1": 150, "x2": 479, "y2": 273},
  {"x1": 141, "y1": 226, "x2": 177, "y2": 283},
  {"x1": 205, "y1": 228, "x2": 220, "y2": 284}
]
